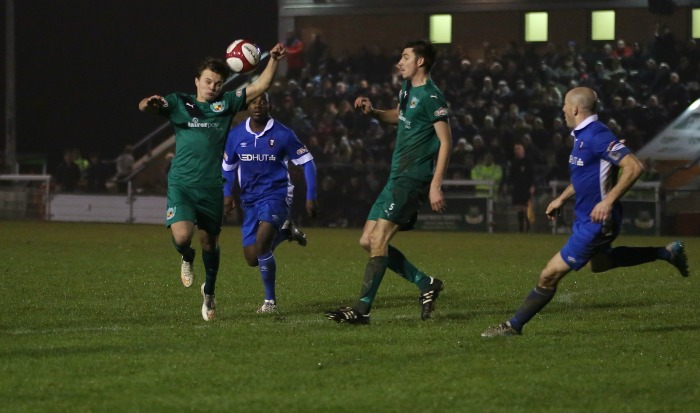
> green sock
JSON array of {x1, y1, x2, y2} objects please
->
[
  {"x1": 355, "y1": 256, "x2": 388, "y2": 315},
  {"x1": 388, "y1": 245, "x2": 431, "y2": 290},
  {"x1": 171, "y1": 236, "x2": 194, "y2": 262},
  {"x1": 202, "y1": 245, "x2": 220, "y2": 295}
]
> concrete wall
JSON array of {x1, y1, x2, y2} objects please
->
[{"x1": 50, "y1": 194, "x2": 165, "y2": 225}]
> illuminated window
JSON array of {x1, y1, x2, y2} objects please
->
[
  {"x1": 693, "y1": 9, "x2": 700, "y2": 38},
  {"x1": 430, "y1": 14, "x2": 452, "y2": 44},
  {"x1": 591, "y1": 10, "x2": 615, "y2": 41},
  {"x1": 525, "y1": 12, "x2": 548, "y2": 42}
]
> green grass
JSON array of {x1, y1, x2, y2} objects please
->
[{"x1": 1, "y1": 221, "x2": 698, "y2": 412}]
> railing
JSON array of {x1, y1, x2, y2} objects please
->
[
  {"x1": 3, "y1": 174, "x2": 698, "y2": 236},
  {"x1": 547, "y1": 180, "x2": 663, "y2": 236},
  {"x1": 0, "y1": 174, "x2": 52, "y2": 220}
]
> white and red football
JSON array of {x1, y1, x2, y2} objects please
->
[{"x1": 225, "y1": 39, "x2": 261, "y2": 74}]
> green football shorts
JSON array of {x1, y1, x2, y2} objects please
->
[
  {"x1": 367, "y1": 176, "x2": 429, "y2": 230},
  {"x1": 165, "y1": 184, "x2": 224, "y2": 235}
]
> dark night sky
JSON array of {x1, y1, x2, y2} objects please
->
[{"x1": 0, "y1": 0, "x2": 278, "y2": 170}]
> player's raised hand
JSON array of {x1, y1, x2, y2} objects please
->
[
  {"x1": 139, "y1": 95, "x2": 167, "y2": 113},
  {"x1": 147, "y1": 95, "x2": 166, "y2": 109},
  {"x1": 354, "y1": 96, "x2": 374, "y2": 115},
  {"x1": 270, "y1": 43, "x2": 287, "y2": 60}
]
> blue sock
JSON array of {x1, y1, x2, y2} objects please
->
[
  {"x1": 611, "y1": 247, "x2": 667, "y2": 268},
  {"x1": 509, "y1": 286, "x2": 556, "y2": 332},
  {"x1": 202, "y1": 246, "x2": 220, "y2": 296},
  {"x1": 258, "y1": 252, "x2": 276, "y2": 301}
]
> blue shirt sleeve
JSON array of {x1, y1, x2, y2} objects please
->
[
  {"x1": 222, "y1": 129, "x2": 239, "y2": 197},
  {"x1": 593, "y1": 129, "x2": 631, "y2": 166},
  {"x1": 303, "y1": 160, "x2": 317, "y2": 200},
  {"x1": 222, "y1": 168, "x2": 237, "y2": 197}
]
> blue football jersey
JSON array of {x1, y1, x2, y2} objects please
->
[
  {"x1": 569, "y1": 115, "x2": 631, "y2": 222},
  {"x1": 222, "y1": 118, "x2": 313, "y2": 204}
]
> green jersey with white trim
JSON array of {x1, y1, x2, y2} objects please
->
[
  {"x1": 392, "y1": 79, "x2": 449, "y2": 181},
  {"x1": 160, "y1": 89, "x2": 247, "y2": 187}
]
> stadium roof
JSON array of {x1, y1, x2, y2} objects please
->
[{"x1": 279, "y1": 0, "x2": 658, "y2": 16}]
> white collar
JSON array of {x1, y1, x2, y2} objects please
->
[
  {"x1": 245, "y1": 117, "x2": 275, "y2": 138},
  {"x1": 574, "y1": 114, "x2": 598, "y2": 132}
]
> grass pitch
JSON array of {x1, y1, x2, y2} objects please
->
[{"x1": 1, "y1": 221, "x2": 697, "y2": 412}]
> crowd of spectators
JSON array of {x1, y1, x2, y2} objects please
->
[
  {"x1": 272, "y1": 27, "x2": 697, "y2": 227},
  {"x1": 51, "y1": 27, "x2": 697, "y2": 228}
]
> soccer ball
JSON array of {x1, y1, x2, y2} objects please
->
[{"x1": 225, "y1": 39, "x2": 261, "y2": 74}]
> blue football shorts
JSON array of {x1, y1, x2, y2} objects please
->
[
  {"x1": 240, "y1": 198, "x2": 291, "y2": 247},
  {"x1": 559, "y1": 215, "x2": 621, "y2": 271}
]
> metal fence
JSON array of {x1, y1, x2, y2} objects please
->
[{"x1": 1, "y1": 174, "x2": 698, "y2": 236}]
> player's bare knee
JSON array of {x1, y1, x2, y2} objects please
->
[
  {"x1": 201, "y1": 238, "x2": 221, "y2": 253},
  {"x1": 538, "y1": 271, "x2": 561, "y2": 289},
  {"x1": 172, "y1": 235, "x2": 191, "y2": 248},
  {"x1": 201, "y1": 244, "x2": 216, "y2": 254},
  {"x1": 368, "y1": 232, "x2": 386, "y2": 252},
  {"x1": 359, "y1": 237, "x2": 371, "y2": 252}
]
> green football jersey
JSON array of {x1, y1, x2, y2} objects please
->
[
  {"x1": 392, "y1": 79, "x2": 449, "y2": 181},
  {"x1": 160, "y1": 89, "x2": 246, "y2": 187}
]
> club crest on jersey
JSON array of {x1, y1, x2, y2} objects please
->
[
  {"x1": 269, "y1": 139, "x2": 275, "y2": 147},
  {"x1": 409, "y1": 97, "x2": 419, "y2": 108},
  {"x1": 210, "y1": 101, "x2": 225, "y2": 113},
  {"x1": 166, "y1": 207, "x2": 176, "y2": 220}
]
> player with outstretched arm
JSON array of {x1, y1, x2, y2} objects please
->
[
  {"x1": 482, "y1": 86, "x2": 689, "y2": 337},
  {"x1": 138, "y1": 43, "x2": 286, "y2": 321},
  {"x1": 325, "y1": 39, "x2": 452, "y2": 324},
  {"x1": 222, "y1": 92, "x2": 317, "y2": 313}
]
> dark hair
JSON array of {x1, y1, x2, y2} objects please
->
[
  {"x1": 196, "y1": 57, "x2": 231, "y2": 79},
  {"x1": 403, "y1": 39, "x2": 437, "y2": 72}
]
